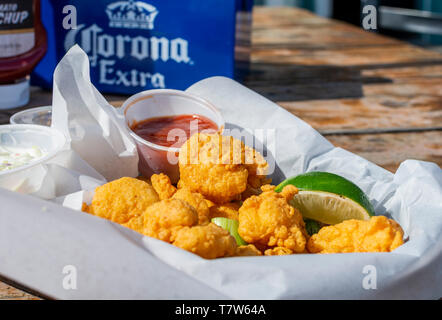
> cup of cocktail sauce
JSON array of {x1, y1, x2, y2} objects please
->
[{"x1": 122, "y1": 89, "x2": 225, "y2": 183}]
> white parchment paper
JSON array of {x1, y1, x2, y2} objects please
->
[
  {"x1": 0, "y1": 46, "x2": 440, "y2": 299},
  {"x1": 0, "y1": 46, "x2": 139, "y2": 199},
  {"x1": 51, "y1": 46, "x2": 139, "y2": 183}
]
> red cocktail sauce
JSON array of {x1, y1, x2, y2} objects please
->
[{"x1": 131, "y1": 114, "x2": 218, "y2": 148}]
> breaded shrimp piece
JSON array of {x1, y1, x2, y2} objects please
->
[
  {"x1": 172, "y1": 188, "x2": 211, "y2": 225},
  {"x1": 244, "y1": 145, "x2": 270, "y2": 189},
  {"x1": 307, "y1": 216, "x2": 404, "y2": 254},
  {"x1": 178, "y1": 133, "x2": 268, "y2": 204},
  {"x1": 264, "y1": 247, "x2": 293, "y2": 256},
  {"x1": 209, "y1": 202, "x2": 240, "y2": 220},
  {"x1": 173, "y1": 223, "x2": 237, "y2": 259},
  {"x1": 125, "y1": 199, "x2": 198, "y2": 243},
  {"x1": 151, "y1": 173, "x2": 177, "y2": 200},
  {"x1": 235, "y1": 244, "x2": 263, "y2": 257},
  {"x1": 86, "y1": 177, "x2": 159, "y2": 224},
  {"x1": 238, "y1": 185, "x2": 307, "y2": 254},
  {"x1": 177, "y1": 179, "x2": 185, "y2": 190},
  {"x1": 204, "y1": 199, "x2": 216, "y2": 209}
]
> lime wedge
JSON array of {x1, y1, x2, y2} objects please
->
[
  {"x1": 275, "y1": 172, "x2": 375, "y2": 225},
  {"x1": 212, "y1": 217, "x2": 248, "y2": 246}
]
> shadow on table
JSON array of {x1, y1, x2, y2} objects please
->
[{"x1": 244, "y1": 62, "x2": 393, "y2": 102}]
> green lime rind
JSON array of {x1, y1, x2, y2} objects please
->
[
  {"x1": 211, "y1": 217, "x2": 248, "y2": 246},
  {"x1": 275, "y1": 172, "x2": 375, "y2": 217}
]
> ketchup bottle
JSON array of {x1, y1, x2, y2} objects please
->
[{"x1": 0, "y1": 0, "x2": 47, "y2": 109}]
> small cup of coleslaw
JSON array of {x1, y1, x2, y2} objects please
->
[{"x1": 0, "y1": 124, "x2": 66, "y2": 194}]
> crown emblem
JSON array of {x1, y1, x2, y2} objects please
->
[{"x1": 106, "y1": 0, "x2": 158, "y2": 30}]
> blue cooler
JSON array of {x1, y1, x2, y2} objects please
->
[{"x1": 32, "y1": 0, "x2": 253, "y2": 94}]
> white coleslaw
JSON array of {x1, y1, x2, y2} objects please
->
[{"x1": 0, "y1": 145, "x2": 46, "y2": 171}]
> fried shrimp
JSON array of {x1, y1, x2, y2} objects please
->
[
  {"x1": 151, "y1": 173, "x2": 177, "y2": 200},
  {"x1": 209, "y1": 202, "x2": 241, "y2": 220},
  {"x1": 307, "y1": 216, "x2": 404, "y2": 253},
  {"x1": 173, "y1": 223, "x2": 237, "y2": 259},
  {"x1": 264, "y1": 247, "x2": 294, "y2": 256},
  {"x1": 238, "y1": 185, "x2": 308, "y2": 253},
  {"x1": 178, "y1": 133, "x2": 268, "y2": 204},
  {"x1": 172, "y1": 188, "x2": 211, "y2": 225},
  {"x1": 125, "y1": 199, "x2": 198, "y2": 243},
  {"x1": 235, "y1": 244, "x2": 263, "y2": 257},
  {"x1": 86, "y1": 177, "x2": 159, "y2": 224}
]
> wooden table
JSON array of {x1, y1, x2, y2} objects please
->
[{"x1": 1, "y1": 7, "x2": 441, "y2": 300}]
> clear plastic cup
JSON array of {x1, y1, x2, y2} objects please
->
[
  {"x1": 10, "y1": 106, "x2": 52, "y2": 126},
  {"x1": 0, "y1": 124, "x2": 66, "y2": 194},
  {"x1": 121, "y1": 89, "x2": 225, "y2": 183}
]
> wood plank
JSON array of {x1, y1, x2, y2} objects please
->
[
  {"x1": 326, "y1": 131, "x2": 442, "y2": 173},
  {"x1": 253, "y1": 24, "x2": 401, "y2": 49},
  {"x1": 253, "y1": 15, "x2": 401, "y2": 50},
  {"x1": 249, "y1": 8, "x2": 442, "y2": 131},
  {"x1": 246, "y1": 63, "x2": 442, "y2": 131},
  {"x1": 252, "y1": 45, "x2": 442, "y2": 67},
  {"x1": 0, "y1": 282, "x2": 39, "y2": 300},
  {"x1": 279, "y1": 96, "x2": 442, "y2": 131},
  {"x1": 252, "y1": 7, "x2": 336, "y2": 28}
]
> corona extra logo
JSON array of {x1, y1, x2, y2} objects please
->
[
  {"x1": 106, "y1": 0, "x2": 158, "y2": 30},
  {"x1": 63, "y1": 0, "x2": 193, "y2": 89}
]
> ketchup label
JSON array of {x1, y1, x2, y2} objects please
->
[{"x1": 0, "y1": 0, "x2": 35, "y2": 58}]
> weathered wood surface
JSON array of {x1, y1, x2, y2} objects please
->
[
  {"x1": 0, "y1": 281, "x2": 39, "y2": 300},
  {"x1": 249, "y1": 8, "x2": 442, "y2": 132},
  {"x1": 327, "y1": 131, "x2": 442, "y2": 173},
  {"x1": 1, "y1": 7, "x2": 441, "y2": 299}
]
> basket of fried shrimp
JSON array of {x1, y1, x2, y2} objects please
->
[{"x1": 82, "y1": 132, "x2": 405, "y2": 259}]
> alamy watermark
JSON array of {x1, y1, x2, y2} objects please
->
[
  {"x1": 62, "y1": 265, "x2": 78, "y2": 290},
  {"x1": 362, "y1": 5, "x2": 377, "y2": 30},
  {"x1": 362, "y1": 265, "x2": 377, "y2": 290},
  {"x1": 62, "y1": 5, "x2": 77, "y2": 30}
]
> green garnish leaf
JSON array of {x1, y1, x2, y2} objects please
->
[{"x1": 305, "y1": 219, "x2": 321, "y2": 236}]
